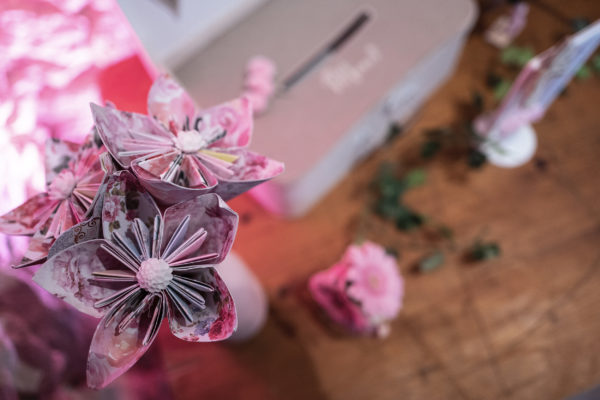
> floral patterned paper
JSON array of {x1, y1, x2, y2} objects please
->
[
  {"x1": 0, "y1": 137, "x2": 113, "y2": 264},
  {"x1": 33, "y1": 171, "x2": 238, "y2": 389},
  {"x1": 92, "y1": 74, "x2": 284, "y2": 205}
]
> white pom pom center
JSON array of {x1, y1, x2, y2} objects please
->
[
  {"x1": 136, "y1": 258, "x2": 173, "y2": 293},
  {"x1": 175, "y1": 130, "x2": 207, "y2": 153}
]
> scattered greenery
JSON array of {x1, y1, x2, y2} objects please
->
[
  {"x1": 493, "y1": 79, "x2": 512, "y2": 100},
  {"x1": 467, "y1": 149, "x2": 487, "y2": 169},
  {"x1": 469, "y1": 240, "x2": 501, "y2": 261},
  {"x1": 374, "y1": 164, "x2": 426, "y2": 231},
  {"x1": 421, "y1": 139, "x2": 442, "y2": 159},
  {"x1": 576, "y1": 65, "x2": 592, "y2": 80},
  {"x1": 472, "y1": 91, "x2": 484, "y2": 113},
  {"x1": 592, "y1": 54, "x2": 600, "y2": 73},
  {"x1": 385, "y1": 123, "x2": 404, "y2": 143},
  {"x1": 570, "y1": 17, "x2": 590, "y2": 32},
  {"x1": 419, "y1": 251, "x2": 445, "y2": 273},
  {"x1": 501, "y1": 46, "x2": 534, "y2": 68}
]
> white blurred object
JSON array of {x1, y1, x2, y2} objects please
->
[
  {"x1": 116, "y1": 0, "x2": 268, "y2": 69},
  {"x1": 479, "y1": 123, "x2": 537, "y2": 168},
  {"x1": 171, "y1": 0, "x2": 477, "y2": 217},
  {"x1": 218, "y1": 252, "x2": 268, "y2": 341}
]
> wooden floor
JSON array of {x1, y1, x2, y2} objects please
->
[{"x1": 161, "y1": 1, "x2": 600, "y2": 399}]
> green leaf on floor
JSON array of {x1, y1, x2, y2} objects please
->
[
  {"x1": 576, "y1": 65, "x2": 591, "y2": 80},
  {"x1": 501, "y1": 46, "x2": 534, "y2": 68},
  {"x1": 493, "y1": 79, "x2": 512, "y2": 100},
  {"x1": 419, "y1": 251, "x2": 445, "y2": 273},
  {"x1": 470, "y1": 240, "x2": 501, "y2": 261}
]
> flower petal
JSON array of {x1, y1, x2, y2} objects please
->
[
  {"x1": 91, "y1": 103, "x2": 173, "y2": 168},
  {"x1": 167, "y1": 268, "x2": 237, "y2": 342},
  {"x1": 308, "y1": 263, "x2": 369, "y2": 333},
  {"x1": 162, "y1": 194, "x2": 237, "y2": 264},
  {"x1": 44, "y1": 139, "x2": 81, "y2": 185},
  {"x1": 23, "y1": 230, "x2": 53, "y2": 262},
  {"x1": 47, "y1": 217, "x2": 102, "y2": 259},
  {"x1": 211, "y1": 149, "x2": 284, "y2": 201},
  {"x1": 33, "y1": 239, "x2": 129, "y2": 318},
  {"x1": 87, "y1": 294, "x2": 165, "y2": 389},
  {"x1": 0, "y1": 193, "x2": 59, "y2": 235},
  {"x1": 101, "y1": 171, "x2": 161, "y2": 248},
  {"x1": 147, "y1": 74, "x2": 196, "y2": 129},
  {"x1": 203, "y1": 96, "x2": 253, "y2": 148},
  {"x1": 131, "y1": 155, "x2": 220, "y2": 205},
  {"x1": 131, "y1": 163, "x2": 213, "y2": 205}
]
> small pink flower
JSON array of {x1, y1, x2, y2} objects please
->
[
  {"x1": 309, "y1": 241, "x2": 404, "y2": 336},
  {"x1": 243, "y1": 56, "x2": 276, "y2": 114}
]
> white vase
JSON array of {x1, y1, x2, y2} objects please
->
[{"x1": 217, "y1": 252, "x2": 268, "y2": 341}]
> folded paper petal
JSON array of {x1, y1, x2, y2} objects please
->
[
  {"x1": 133, "y1": 165, "x2": 216, "y2": 205},
  {"x1": 44, "y1": 139, "x2": 81, "y2": 185},
  {"x1": 167, "y1": 268, "x2": 237, "y2": 342},
  {"x1": 162, "y1": 194, "x2": 238, "y2": 264},
  {"x1": 0, "y1": 193, "x2": 59, "y2": 235},
  {"x1": 87, "y1": 294, "x2": 165, "y2": 389},
  {"x1": 308, "y1": 263, "x2": 369, "y2": 332},
  {"x1": 23, "y1": 231, "x2": 53, "y2": 262},
  {"x1": 91, "y1": 103, "x2": 173, "y2": 168},
  {"x1": 33, "y1": 240, "x2": 128, "y2": 318},
  {"x1": 101, "y1": 171, "x2": 161, "y2": 245},
  {"x1": 47, "y1": 217, "x2": 102, "y2": 259},
  {"x1": 211, "y1": 149, "x2": 284, "y2": 201},
  {"x1": 203, "y1": 96, "x2": 253, "y2": 148},
  {"x1": 147, "y1": 75, "x2": 196, "y2": 129}
]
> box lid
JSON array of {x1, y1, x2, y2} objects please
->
[{"x1": 174, "y1": 0, "x2": 477, "y2": 184}]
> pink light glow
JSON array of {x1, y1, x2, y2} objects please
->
[{"x1": 0, "y1": 0, "x2": 138, "y2": 266}]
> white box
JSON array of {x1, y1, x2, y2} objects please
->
[{"x1": 122, "y1": 0, "x2": 478, "y2": 217}]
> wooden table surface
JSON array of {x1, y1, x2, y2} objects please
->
[{"x1": 160, "y1": 1, "x2": 600, "y2": 399}]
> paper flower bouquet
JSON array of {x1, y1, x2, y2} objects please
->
[{"x1": 0, "y1": 75, "x2": 283, "y2": 389}]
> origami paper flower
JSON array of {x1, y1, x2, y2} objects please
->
[
  {"x1": 0, "y1": 138, "x2": 111, "y2": 264},
  {"x1": 92, "y1": 74, "x2": 284, "y2": 205},
  {"x1": 33, "y1": 171, "x2": 238, "y2": 389},
  {"x1": 309, "y1": 241, "x2": 404, "y2": 337},
  {"x1": 243, "y1": 56, "x2": 277, "y2": 113}
]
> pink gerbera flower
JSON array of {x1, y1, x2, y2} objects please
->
[{"x1": 309, "y1": 241, "x2": 404, "y2": 337}]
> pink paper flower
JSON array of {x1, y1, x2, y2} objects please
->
[
  {"x1": 33, "y1": 171, "x2": 238, "y2": 389},
  {"x1": 0, "y1": 138, "x2": 112, "y2": 264},
  {"x1": 309, "y1": 241, "x2": 404, "y2": 337},
  {"x1": 243, "y1": 56, "x2": 277, "y2": 114},
  {"x1": 92, "y1": 74, "x2": 284, "y2": 205}
]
